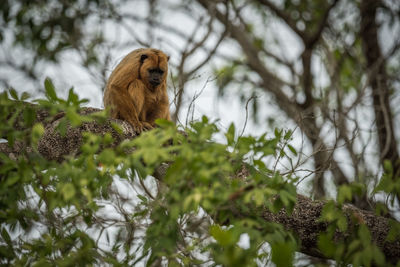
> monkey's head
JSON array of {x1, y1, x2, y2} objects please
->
[
  {"x1": 106, "y1": 48, "x2": 169, "y2": 92},
  {"x1": 138, "y1": 48, "x2": 169, "y2": 91}
]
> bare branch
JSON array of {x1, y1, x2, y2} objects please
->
[{"x1": 256, "y1": 0, "x2": 306, "y2": 40}]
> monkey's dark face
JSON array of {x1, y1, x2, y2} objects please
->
[
  {"x1": 139, "y1": 49, "x2": 169, "y2": 91},
  {"x1": 148, "y1": 68, "x2": 164, "y2": 87}
]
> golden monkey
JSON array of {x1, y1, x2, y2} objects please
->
[{"x1": 103, "y1": 48, "x2": 171, "y2": 133}]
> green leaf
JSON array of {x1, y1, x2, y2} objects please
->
[
  {"x1": 337, "y1": 185, "x2": 352, "y2": 205},
  {"x1": 67, "y1": 88, "x2": 79, "y2": 105},
  {"x1": 1, "y1": 228, "x2": 12, "y2": 246},
  {"x1": 271, "y1": 241, "x2": 295, "y2": 267},
  {"x1": 111, "y1": 122, "x2": 124, "y2": 134},
  {"x1": 319, "y1": 201, "x2": 336, "y2": 222},
  {"x1": 56, "y1": 118, "x2": 68, "y2": 136},
  {"x1": 9, "y1": 88, "x2": 18, "y2": 100},
  {"x1": 137, "y1": 194, "x2": 148, "y2": 203},
  {"x1": 358, "y1": 224, "x2": 371, "y2": 246},
  {"x1": 98, "y1": 148, "x2": 116, "y2": 166},
  {"x1": 62, "y1": 183, "x2": 76, "y2": 201},
  {"x1": 374, "y1": 173, "x2": 394, "y2": 193},
  {"x1": 209, "y1": 225, "x2": 238, "y2": 247},
  {"x1": 284, "y1": 130, "x2": 292, "y2": 140},
  {"x1": 21, "y1": 91, "x2": 30, "y2": 101},
  {"x1": 225, "y1": 123, "x2": 235, "y2": 146},
  {"x1": 279, "y1": 190, "x2": 296, "y2": 210},
  {"x1": 317, "y1": 232, "x2": 336, "y2": 257},
  {"x1": 371, "y1": 246, "x2": 385, "y2": 266},
  {"x1": 5, "y1": 174, "x2": 20, "y2": 186},
  {"x1": 383, "y1": 159, "x2": 393, "y2": 173},
  {"x1": 44, "y1": 78, "x2": 57, "y2": 101},
  {"x1": 337, "y1": 214, "x2": 347, "y2": 232},
  {"x1": 155, "y1": 118, "x2": 174, "y2": 128},
  {"x1": 387, "y1": 220, "x2": 400, "y2": 242},
  {"x1": 274, "y1": 128, "x2": 281, "y2": 138},
  {"x1": 253, "y1": 188, "x2": 265, "y2": 206},
  {"x1": 23, "y1": 107, "x2": 36, "y2": 126},
  {"x1": 66, "y1": 107, "x2": 82, "y2": 127},
  {"x1": 287, "y1": 144, "x2": 297, "y2": 156},
  {"x1": 31, "y1": 123, "x2": 45, "y2": 147},
  {"x1": 348, "y1": 239, "x2": 361, "y2": 255}
]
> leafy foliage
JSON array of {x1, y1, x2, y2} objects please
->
[
  {"x1": 0, "y1": 0, "x2": 113, "y2": 62},
  {"x1": 0, "y1": 83, "x2": 399, "y2": 266}
]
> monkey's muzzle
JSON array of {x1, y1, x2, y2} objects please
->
[{"x1": 150, "y1": 79, "x2": 161, "y2": 87}]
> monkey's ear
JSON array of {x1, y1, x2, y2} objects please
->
[
  {"x1": 167, "y1": 55, "x2": 170, "y2": 61},
  {"x1": 140, "y1": 54, "x2": 148, "y2": 63}
]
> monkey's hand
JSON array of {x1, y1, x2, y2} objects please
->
[
  {"x1": 141, "y1": 122, "x2": 154, "y2": 130},
  {"x1": 131, "y1": 121, "x2": 153, "y2": 134}
]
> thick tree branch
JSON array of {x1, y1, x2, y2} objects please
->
[
  {"x1": 360, "y1": 0, "x2": 400, "y2": 182},
  {"x1": 1, "y1": 107, "x2": 137, "y2": 162},
  {"x1": 261, "y1": 195, "x2": 399, "y2": 263}
]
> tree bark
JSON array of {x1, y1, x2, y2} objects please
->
[
  {"x1": 1, "y1": 105, "x2": 399, "y2": 264},
  {"x1": 360, "y1": 0, "x2": 400, "y2": 180}
]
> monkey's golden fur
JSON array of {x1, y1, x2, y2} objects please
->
[{"x1": 103, "y1": 48, "x2": 171, "y2": 132}]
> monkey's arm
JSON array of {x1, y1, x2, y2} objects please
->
[
  {"x1": 126, "y1": 80, "x2": 154, "y2": 131},
  {"x1": 105, "y1": 83, "x2": 147, "y2": 133},
  {"x1": 157, "y1": 101, "x2": 171, "y2": 121},
  {"x1": 146, "y1": 98, "x2": 171, "y2": 126}
]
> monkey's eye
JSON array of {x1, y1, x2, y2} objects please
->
[{"x1": 140, "y1": 54, "x2": 148, "y2": 62}]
